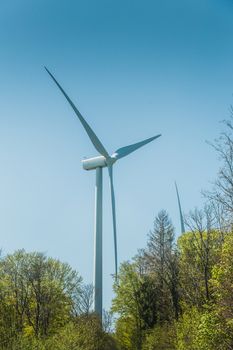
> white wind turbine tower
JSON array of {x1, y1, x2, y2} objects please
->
[{"x1": 45, "y1": 67, "x2": 161, "y2": 320}]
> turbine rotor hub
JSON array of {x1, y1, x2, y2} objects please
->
[{"x1": 82, "y1": 155, "x2": 116, "y2": 170}]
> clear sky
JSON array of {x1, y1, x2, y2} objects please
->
[{"x1": 0, "y1": 0, "x2": 233, "y2": 309}]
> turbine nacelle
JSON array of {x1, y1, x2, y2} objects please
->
[{"x1": 82, "y1": 155, "x2": 116, "y2": 170}]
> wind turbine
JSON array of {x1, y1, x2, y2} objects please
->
[
  {"x1": 45, "y1": 67, "x2": 161, "y2": 319},
  {"x1": 175, "y1": 182, "x2": 185, "y2": 234}
]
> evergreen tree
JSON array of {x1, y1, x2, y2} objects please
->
[{"x1": 144, "y1": 210, "x2": 179, "y2": 321}]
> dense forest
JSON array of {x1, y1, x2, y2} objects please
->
[{"x1": 0, "y1": 115, "x2": 232, "y2": 350}]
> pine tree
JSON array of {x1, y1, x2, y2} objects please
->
[{"x1": 144, "y1": 210, "x2": 179, "y2": 321}]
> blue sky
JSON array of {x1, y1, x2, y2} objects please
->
[{"x1": 0, "y1": 0, "x2": 233, "y2": 309}]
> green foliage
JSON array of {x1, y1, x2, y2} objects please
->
[
  {"x1": 178, "y1": 228, "x2": 219, "y2": 307},
  {"x1": 46, "y1": 315, "x2": 118, "y2": 350},
  {"x1": 196, "y1": 311, "x2": 230, "y2": 350},
  {"x1": 175, "y1": 231, "x2": 233, "y2": 350},
  {"x1": 112, "y1": 211, "x2": 179, "y2": 350},
  {"x1": 145, "y1": 210, "x2": 179, "y2": 321},
  {"x1": 0, "y1": 224, "x2": 231, "y2": 350},
  {"x1": 209, "y1": 233, "x2": 233, "y2": 348},
  {"x1": 8, "y1": 336, "x2": 46, "y2": 350},
  {"x1": 112, "y1": 262, "x2": 157, "y2": 349},
  {"x1": 175, "y1": 306, "x2": 232, "y2": 350},
  {"x1": 112, "y1": 213, "x2": 232, "y2": 350},
  {"x1": 211, "y1": 233, "x2": 233, "y2": 314},
  {"x1": 114, "y1": 315, "x2": 137, "y2": 350},
  {"x1": 1, "y1": 224, "x2": 232, "y2": 350},
  {"x1": 0, "y1": 250, "x2": 82, "y2": 345},
  {"x1": 0, "y1": 250, "x2": 120, "y2": 350},
  {"x1": 176, "y1": 307, "x2": 202, "y2": 350},
  {"x1": 142, "y1": 323, "x2": 176, "y2": 350},
  {"x1": 0, "y1": 315, "x2": 118, "y2": 350}
]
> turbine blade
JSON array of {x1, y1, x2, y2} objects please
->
[
  {"x1": 175, "y1": 182, "x2": 185, "y2": 234},
  {"x1": 108, "y1": 165, "x2": 118, "y2": 278},
  {"x1": 45, "y1": 67, "x2": 110, "y2": 159},
  {"x1": 112, "y1": 134, "x2": 161, "y2": 160}
]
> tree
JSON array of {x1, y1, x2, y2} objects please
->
[
  {"x1": 144, "y1": 210, "x2": 180, "y2": 321},
  {"x1": 112, "y1": 211, "x2": 181, "y2": 350},
  {"x1": 0, "y1": 250, "x2": 82, "y2": 343},
  {"x1": 112, "y1": 262, "x2": 158, "y2": 350},
  {"x1": 210, "y1": 233, "x2": 233, "y2": 348},
  {"x1": 179, "y1": 206, "x2": 219, "y2": 307},
  {"x1": 72, "y1": 283, "x2": 94, "y2": 316},
  {"x1": 142, "y1": 322, "x2": 176, "y2": 350},
  {"x1": 46, "y1": 315, "x2": 118, "y2": 350},
  {"x1": 102, "y1": 309, "x2": 114, "y2": 333},
  {"x1": 175, "y1": 306, "x2": 231, "y2": 350},
  {"x1": 205, "y1": 113, "x2": 233, "y2": 228}
]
